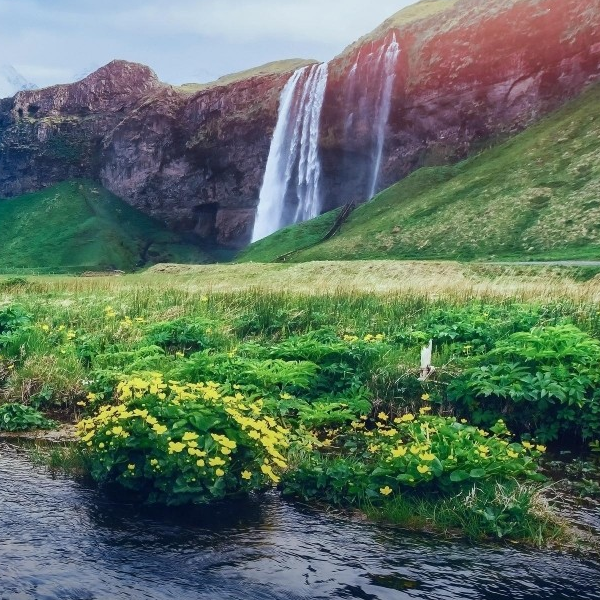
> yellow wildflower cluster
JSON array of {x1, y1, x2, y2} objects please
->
[
  {"x1": 335, "y1": 414, "x2": 548, "y2": 498},
  {"x1": 76, "y1": 374, "x2": 290, "y2": 495}
]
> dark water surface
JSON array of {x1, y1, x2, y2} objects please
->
[{"x1": 1, "y1": 444, "x2": 599, "y2": 600}]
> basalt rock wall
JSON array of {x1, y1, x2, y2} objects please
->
[{"x1": 0, "y1": 60, "x2": 301, "y2": 247}]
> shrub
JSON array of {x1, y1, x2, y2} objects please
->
[
  {"x1": 0, "y1": 306, "x2": 31, "y2": 353},
  {"x1": 401, "y1": 303, "x2": 545, "y2": 355},
  {"x1": 77, "y1": 374, "x2": 290, "y2": 505},
  {"x1": 448, "y1": 325, "x2": 600, "y2": 443},
  {"x1": 283, "y1": 413, "x2": 545, "y2": 506},
  {"x1": 144, "y1": 318, "x2": 225, "y2": 352},
  {"x1": 0, "y1": 402, "x2": 57, "y2": 431}
]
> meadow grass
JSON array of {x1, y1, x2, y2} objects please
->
[
  {"x1": 2, "y1": 262, "x2": 598, "y2": 543},
  {"x1": 2, "y1": 261, "x2": 600, "y2": 414}
]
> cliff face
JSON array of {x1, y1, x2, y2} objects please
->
[
  {"x1": 1, "y1": 0, "x2": 599, "y2": 249},
  {"x1": 0, "y1": 60, "x2": 305, "y2": 247},
  {"x1": 320, "y1": 0, "x2": 600, "y2": 209}
]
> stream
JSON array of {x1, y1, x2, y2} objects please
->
[{"x1": 1, "y1": 444, "x2": 599, "y2": 600}]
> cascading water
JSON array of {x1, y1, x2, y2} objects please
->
[
  {"x1": 368, "y1": 33, "x2": 400, "y2": 198},
  {"x1": 251, "y1": 63, "x2": 328, "y2": 242},
  {"x1": 343, "y1": 32, "x2": 401, "y2": 201}
]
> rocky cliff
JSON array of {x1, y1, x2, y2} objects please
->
[
  {"x1": 0, "y1": 60, "x2": 310, "y2": 247},
  {"x1": 1, "y1": 0, "x2": 599, "y2": 249},
  {"x1": 320, "y1": 0, "x2": 600, "y2": 209}
]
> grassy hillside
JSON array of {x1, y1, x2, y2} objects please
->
[
  {"x1": 240, "y1": 83, "x2": 600, "y2": 263},
  {"x1": 0, "y1": 180, "x2": 213, "y2": 273},
  {"x1": 236, "y1": 207, "x2": 342, "y2": 263}
]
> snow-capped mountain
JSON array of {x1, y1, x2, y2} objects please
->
[{"x1": 0, "y1": 65, "x2": 37, "y2": 99}]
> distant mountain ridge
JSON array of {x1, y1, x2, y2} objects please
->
[{"x1": 0, "y1": 64, "x2": 37, "y2": 99}]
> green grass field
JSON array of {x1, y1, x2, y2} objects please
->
[
  {"x1": 0, "y1": 180, "x2": 212, "y2": 273},
  {"x1": 241, "y1": 83, "x2": 600, "y2": 263}
]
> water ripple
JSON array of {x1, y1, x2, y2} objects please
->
[{"x1": 0, "y1": 445, "x2": 598, "y2": 600}]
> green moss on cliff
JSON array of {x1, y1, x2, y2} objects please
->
[
  {"x1": 240, "y1": 82, "x2": 600, "y2": 263},
  {"x1": 0, "y1": 180, "x2": 212, "y2": 273}
]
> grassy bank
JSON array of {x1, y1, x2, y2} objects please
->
[
  {"x1": 240, "y1": 83, "x2": 600, "y2": 263},
  {"x1": 0, "y1": 180, "x2": 212, "y2": 272},
  {"x1": 1, "y1": 265, "x2": 599, "y2": 544}
]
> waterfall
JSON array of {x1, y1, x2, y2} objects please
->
[
  {"x1": 252, "y1": 63, "x2": 329, "y2": 242},
  {"x1": 343, "y1": 33, "x2": 401, "y2": 201},
  {"x1": 368, "y1": 34, "x2": 400, "y2": 199}
]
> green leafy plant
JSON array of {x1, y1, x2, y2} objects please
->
[
  {"x1": 144, "y1": 318, "x2": 224, "y2": 352},
  {"x1": 448, "y1": 325, "x2": 600, "y2": 443},
  {"x1": 78, "y1": 374, "x2": 289, "y2": 505},
  {"x1": 0, "y1": 403, "x2": 57, "y2": 431}
]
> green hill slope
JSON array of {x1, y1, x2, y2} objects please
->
[
  {"x1": 240, "y1": 83, "x2": 600, "y2": 263},
  {"x1": 0, "y1": 180, "x2": 213, "y2": 273}
]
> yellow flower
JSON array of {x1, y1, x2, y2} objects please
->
[
  {"x1": 379, "y1": 486, "x2": 393, "y2": 496},
  {"x1": 41, "y1": 324, "x2": 50, "y2": 332},
  {"x1": 241, "y1": 470, "x2": 252, "y2": 480},
  {"x1": 150, "y1": 459, "x2": 159, "y2": 466},
  {"x1": 400, "y1": 413, "x2": 415, "y2": 423},
  {"x1": 182, "y1": 432, "x2": 199, "y2": 442},
  {"x1": 419, "y1": 452, "x2": 436, "y2": 461},
  {"x1": 391, "y1": 447, "x2": 407, "y2": 458},
  {"x1": 209, "y1": 457, "x2": 226, "y2": 467},
  {"x1": 196, "y1": 459, "x2": 205, "y2": 467},
  {"x1": 417, "y1": 464, "x2": 431, "y2": 474},
  {"x1": 377, "y1": 412, "x2": 389, "y2": 421},
  {"x1": 168, "y1": 442, "x2": 186, "y2": 454},
  {"x1": 127, "y1": 464, "x2": 135, "y2": 471},
  {"x1": 536, "y1": 445, "x2": 547, "y2": 453},
  {"x1": 421, "y1": 394, "x2": 430, "y2": 401},
  {"x1": 111, "y1": 426, "x2": 123, "y2": 436},
  {"x1": 215, "y1": 468, "x2": 225, "y2": 477},
  {"x1": 507, "y1": 450, "x2": 519, "y2": 459},
  {"x1": 260, "y1": 464, "x2": 281, "y2": 483},
  {"x1": 419, "y1": 406, "x2": 432, "y2": 415},
  {"x1": 368, "y1": 444, "x2": 380, "y2": 453},
  {"x1": 522, "y1": 441, "x2": 534, "y2": 450},
  {"x1": 152, "y1": 423, "x2": 167, "y2": 435}
]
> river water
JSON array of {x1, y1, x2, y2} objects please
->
[{"x1": 1, "y1": 444, "x2": 598, "y2": 600}]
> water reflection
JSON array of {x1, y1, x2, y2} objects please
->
[{"x1": 1, "y1": 444, "x2": 599, "y2": 600}]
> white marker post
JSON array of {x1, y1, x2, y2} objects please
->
[{"x1": 419, "y1": 339, "x2": 435, "y2": 381}]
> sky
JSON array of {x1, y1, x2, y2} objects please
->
[{"x1": 0, "y1": 0, "x2": 416, "y2": 88}]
